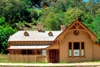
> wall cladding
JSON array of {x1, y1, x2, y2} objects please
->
[{"x1": 93, "y1": 44, "x2": 100, "y2": 61}]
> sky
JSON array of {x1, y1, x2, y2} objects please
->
[
  {"x1": 83, "y1": 0, "x2": 97, "y2": 2},
  {"x1": 83, "y1": 0, "x2": 89, "y2": 2}
]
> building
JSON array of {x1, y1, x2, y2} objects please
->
[{"x1": 6, "y1": 18, "x2": 100, "y2": 63}]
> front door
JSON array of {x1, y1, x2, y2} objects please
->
[{"x1": 49, "y1": 49, "x2": 59, "y2": 63}]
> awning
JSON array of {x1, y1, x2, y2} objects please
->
[{"x1": 8, "y1": 45, "x2": 51, "y2": 49}]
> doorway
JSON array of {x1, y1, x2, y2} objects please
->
[{"x1": 49, "y1": 49, "x2": 59, "y2": 63}]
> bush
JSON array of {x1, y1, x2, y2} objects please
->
[
  {"x1": 0, "y1": 17, "x2": 5, "y2": 25},
  {"x1": 0, "y1": 26, "x2": 17, "y2": 54}
]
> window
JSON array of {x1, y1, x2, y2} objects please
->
[
  {"x1": 68, "y1": 42, "x2": 84, "y2": 57},
  {"x1": 21, "y1": 50, "x2": 43, "y2": 55},
  {"x1": 74, "y1": 43, "x2": 79, "y2": 56},
  {"x1": 33, "y1": 50, "x2": 36, "y2": 55},
  {"x1": 37, "y1": 50, "x2": 41, "y2": 55},
  {"x1": 73, "y1": 30, "x2": 79, "y2": 36},
  {"x1": 11, "y1": 50, "x2": 15, "y2": 54},
  {"x1": 28, "y1": 50, "x2": 32, "y2": 55},
  {"x1": 21, "y1": 50, "x2": 32, "y2": 55},
  {"x1": 22, "y1": 50, "x2": 26, "y2": 55},
  {"x1": 42, "y1": 50, "x2": 46, "y2": 55},
  {"x1": 69, "y1": 42, "x2": 72, "y2": 56},
  {"x1": 81, "y1": 42, "x2": 84, "y2": 56}
]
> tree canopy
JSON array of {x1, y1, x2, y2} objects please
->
[{"x1": 0, "y1": 0, "x2": 100, "y2": 54}]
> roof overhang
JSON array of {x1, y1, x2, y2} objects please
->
[
  {"x1": 46, "y1": 43, "x2": 59, "y2": 49},
  {"x1": 8, "y1": 45, "x2": 51, "y2": 50}
]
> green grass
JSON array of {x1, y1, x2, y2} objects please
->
[
  {"x1": 60, "y1": 61, "x2": 67, "y2": 63},
  {"x1": 82, "y1": 61, "x2": 100, "y2": 63}
]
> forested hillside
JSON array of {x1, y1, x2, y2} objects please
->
[{"x1": 0, "y1": 0, "x2": 100, "y2": 54}]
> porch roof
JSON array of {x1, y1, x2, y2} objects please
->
[{"x1": 8, "y1": 45, "x2": 51, "y2": 49}]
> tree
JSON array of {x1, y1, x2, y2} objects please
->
[
  {"x1": 86, "y1": 0, "x2": 96, "y2": 15},
  {"x1": 0, "y1": 26, "x2": 17, "y2": 54},
  {"x1": 93, "y1": 13, "x2": 100, "y2": 44},
  {"x1": 21, "y1": 0, "x2": 32, "y2": 6},
  {"x1": 52, "y1": 1, "x2": 66, "y2": 12},
  {"x1": 64, "y1": 8, "x2": 93, "y2": 27},
  {"x1": 0, "y1": 0, "x2": 32, "y2": 28},
  {"x1": 43, "y1": 9, "x2": 65, "y2": 30},
  {"x1": 43, "y1": 7, "x2": 55, "y2": 18},
  {"x1": 44, "y1": 12, "x2": 59, "y2": 30},
  {"x1": 0, "y1": 17, "x2": 5, "y2": 25}
]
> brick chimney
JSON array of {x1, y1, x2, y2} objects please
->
[
  {"x1": 38, "y1": 22, "x2": 42, "y2": 32},
  {"x1": 61, "y1": 25, "x2": 66, "y2": 31}
]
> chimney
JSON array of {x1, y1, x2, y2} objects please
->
[
  {"x1": 38, "y1": 22, "x2": 42, "y2": 32},
  {"x1": 61, "y1": 25, "x2": 66, "y2": 31}
]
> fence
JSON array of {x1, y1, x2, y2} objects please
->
[
  {"x1": 0, "y1": 55, "x2": 47, "y2": 63},
  {"x1": 0, "y1": 55, "x2": 8, "y2": 62}
]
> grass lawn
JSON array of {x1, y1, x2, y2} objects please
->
[{"x1": 82, "y1": 61, "x2": 100, "y2": 63}]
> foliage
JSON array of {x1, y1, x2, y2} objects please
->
[
  {"x1": 51, "y1": 0, "x2": 66, "y2": 12},
  {"x1": 64, "y1": 8, "x2": 93, "y2": 27},
  {"x1": 27, "y1": 8, "x2": 42, "y2": 24},
  {"x1": 21, "y1": 0, "x2": 32, "y2": 6},
  {"x1": 93, "y1": 13, "x2": 100, "y2": 43},
  {"x1": 43, "y1": 7, "x2": 55, "y2": 18},
  {"x1": 0, "y1": 0, "x2": 100, "y2": 54},
  {"x1": 29, "y1": 9, "x2": 42, "y2": 20},
  {"x1": 0, "y1": 26, "x2": 17, "y2": 54},
  {"x1": 0, "y1": 17, "x2": 5, "y2": 25},
  {"x1": 43, "y1": 8, "x2": 65, "y2": 30},
  {"x1": 95, "y1": 8, "x2": 100, "y2": 16},
  {"x1": 44, "y1": 12, "x2": 60, "y2": 30},
  {"x1": 0, "y1": 0, "x2": 32, "y2": 27}
]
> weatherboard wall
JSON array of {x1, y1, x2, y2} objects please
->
[
  {"x1": 93, "y1": 44, "x2": 100, "y2": 61},
  {"x1": 60, "y1": 30, "x2": 93, "y2": 62}
]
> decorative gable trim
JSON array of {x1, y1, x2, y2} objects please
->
[{"x1": 55, "y1": 19, "x2": 97, "y2": 43}]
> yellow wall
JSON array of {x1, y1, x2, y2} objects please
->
[
  {"x1": 93, "y1": 44, "x2": 100, "y2": 61},
  {"x1": 60, "y1": 31, "x2": 93, "y2": 62}
]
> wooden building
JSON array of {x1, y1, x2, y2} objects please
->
[{"x1": 6, "y1": 18, "x2": 100, "y2": 63}]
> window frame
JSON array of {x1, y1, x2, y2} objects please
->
[
  {"x1": 42, "y1": 50, "x2": 46, "y2": 55},
  {"x1": 68, "y1": 42, "x2": 85, "y2": 58},
  {"x1": 21, "y1": 50, "x2": 27, "y2": 55},
  {"x1": 27, "y1": 50, "x2": 33, "y2": 55},
  {"x1": 69, "y1": 42, "x2": 72, "y2": 57},
  {"x1": 21, "y1": 49, "x2": 43, "y2": 55}
]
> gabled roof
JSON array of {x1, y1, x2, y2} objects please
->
[
  {"x1": 55, "y1": 19, "x2": 97, "y2": 43},
  {"x1": 8, "y1": 31, "x2": 62, "y2": 42},
  {"x1": 8, "y1": 19, "x2": 97, "y2": 43}
]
